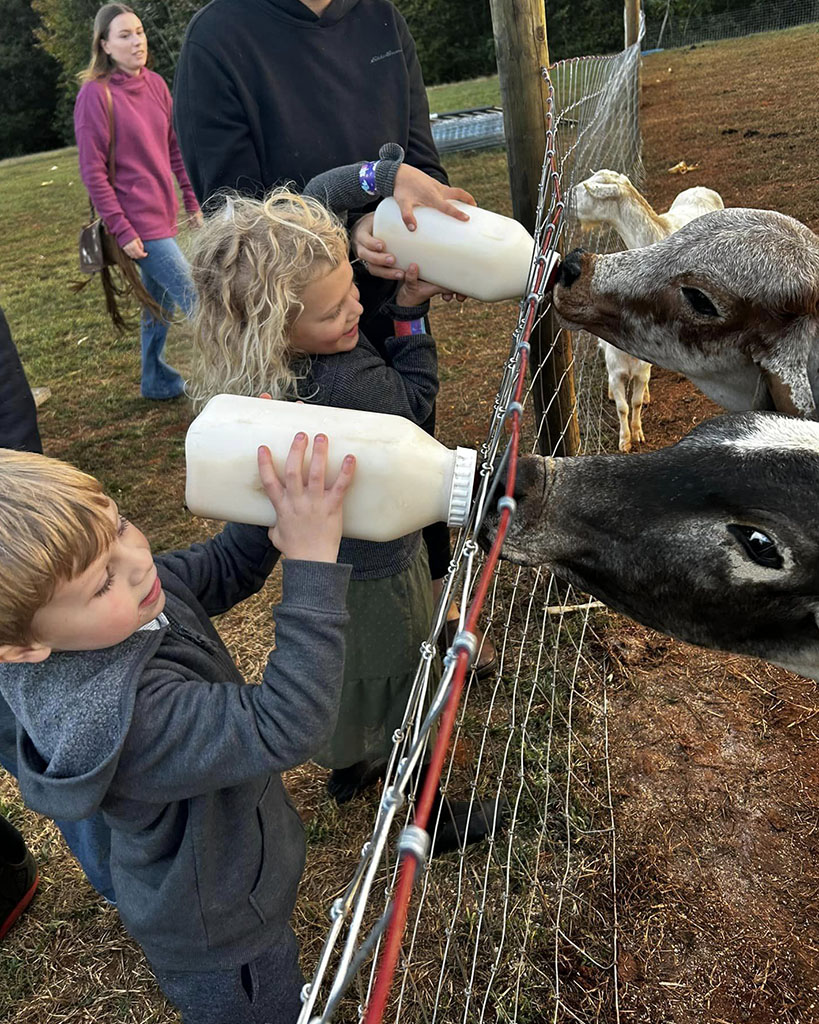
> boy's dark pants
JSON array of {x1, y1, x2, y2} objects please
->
[{"x1": 152, "y1": 927, "x2": 305, "y2": 1024}]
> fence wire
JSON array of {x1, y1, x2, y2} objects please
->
[
  {"x1": 298, "y1": 23, "x2": 643, "y2": 1024},
  {"x1": 646, "y1": 0, "x2": 819, "y2": 51},
  {"x1": 430, "y1": 107, "x2": 506, "y2": 155}
]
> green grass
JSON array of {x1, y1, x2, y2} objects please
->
[
  {"x1": 426, "y1": 74, "x2": 501, "y2": 113},
  {"x1": 0, "y1": 146, "x2": 201, "y2": 552}
]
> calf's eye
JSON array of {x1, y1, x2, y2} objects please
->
[
  {"x1": 727, "y1": 524, "x2": 783, "y2": 569},
  {"x1": 681, "y1": 287, "x2": 720, "y2": 317}
]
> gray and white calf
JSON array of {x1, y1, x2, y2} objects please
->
[
  {"x1": 482, "y1": 412, "x2": 819, "y2": 681},
  {"x1": 553, "y1": 208, "x2": 819, "y2": 418}
]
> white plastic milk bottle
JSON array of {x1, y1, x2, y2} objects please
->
[
  {"x1": 185, "y1": 395, "x2": 478, "y2": 542},
  {"x1": 372, "y1": 197, "x2": 546, "y2": 302}
]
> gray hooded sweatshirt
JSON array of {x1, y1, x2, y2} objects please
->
[{"x1": 0, "y1": 522, "x2": 350, "y2": 971}]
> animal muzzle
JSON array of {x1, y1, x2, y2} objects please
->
[
  {"x1": 557, "y1": 248, "x2": 587, "y2": 288},
  {"x1": 479, "y1": 454, "x2": 558, "y2": 565}
]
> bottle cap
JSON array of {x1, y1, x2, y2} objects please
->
[{"x1": 447, "y1": 446, "x2": 478, "y2": 528}]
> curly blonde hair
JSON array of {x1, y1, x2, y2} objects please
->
[{"x1": 188, "y1": 189, "x2": 350, "y2": 409}]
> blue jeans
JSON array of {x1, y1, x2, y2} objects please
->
[
  {"x1": 53, "y1": 809, "x2": 115, "y2": 904},
  {"x1": 0, "y1": 761, "x2": 115, "y2": 904},
  {"x1": 138, "y1": 237, "x2": 195, "y2": 399}
]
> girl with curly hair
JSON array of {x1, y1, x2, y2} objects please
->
[{"x1": 188, "y1": 152, "x2": 502, "y2": 848}]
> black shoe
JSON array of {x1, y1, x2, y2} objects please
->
[
  {"x1": 0, "y1": 846, "x2": 38, "y2": 942},
  {"x1": 327, "y1": 759, "x2": 388, "y2": 805},
  {"x1": 430, "y1": 793, "x2": 511, "y2": 856}
]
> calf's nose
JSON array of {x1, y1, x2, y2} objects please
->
[{"x1": 557, "y1": 248, "x2": 586, "y2": 288}]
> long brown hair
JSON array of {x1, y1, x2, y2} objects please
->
[{"x1": 78, "y1": 3, "x2": 144, "y2": 83}]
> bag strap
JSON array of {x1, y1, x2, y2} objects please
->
[
  {"x1": 103, "y1": 82, "x2": 115, "y2": 187},
  {"x1": 89, "y1": 82, "x2": 116, "y2": 219}
]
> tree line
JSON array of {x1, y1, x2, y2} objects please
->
[{"x1": 0, "y1": 0, "x2": 783, "y2": 159}]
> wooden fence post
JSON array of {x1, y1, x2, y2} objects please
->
[
  {"x1": 625, "y1": 0, "x2": 643, "y2": 98},
  {"x1": 488, "y1": 0, "x2": 579, "y2": 458},
  {"x1": 625, "y1": 0, "x2": 642, "y2": 48}
]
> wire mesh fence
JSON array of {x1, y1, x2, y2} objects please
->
[
  {"x1": 297, "y1": 22, "x2": 644, "y2": 1024},
  {"x1": 430, "y1": 107, "x2": 506, "y2": 155},
  {"x1": 646, "y1": 0, "x2": 819, "y2": 51}
]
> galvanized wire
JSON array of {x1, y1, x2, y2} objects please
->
[
  {"x1": 298, "y1": 20, "x2": 644, "y2": 1024},
  {"x1": 430, "y1": 108, "x2": 506, "y2": 155},
  {"x1": 647, "y1": 0, "x2": 819, "y2": 51}
]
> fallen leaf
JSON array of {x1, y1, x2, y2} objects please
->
[
  {"x1": 668, "y1": 161, "x2": 699, "y2": 174},
  {"x1": 40, "y1": 180, "x2": 54, "y2": 186}
]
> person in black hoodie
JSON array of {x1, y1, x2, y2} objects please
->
[
  {"x1": 173, "y1": 0, "x2": 498, "y2": 701},
  {"x1": 174, "y1": 1, "x2": 448, "y2": 208},
  {"x1": 173, "y1": 0, "x2": 470, "y2": 344},
  {"x1": 0, "y1": 306, "x2": 42, "y2": 456},
  {"x1": 0, "y1": 305, "x2": 41, "y2": 940}
]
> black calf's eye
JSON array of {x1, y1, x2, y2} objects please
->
[
  {"x1": 727, "y1": 524, "x2": 783, "y2": 569},
  {"x1": 681, "y1": 287, "x2": 720, "y2": 317}
]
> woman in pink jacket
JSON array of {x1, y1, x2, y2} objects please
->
[{"x1": 74, "y1": 3, "x2": 201, "y2": 400}]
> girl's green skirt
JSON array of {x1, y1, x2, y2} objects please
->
[{"x1": 315, "y1": 544, "x2": 437, "y2": 769}]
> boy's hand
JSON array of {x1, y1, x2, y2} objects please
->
[
  {"x1": 395, "y1": 263, "x2": 448, "y2": 308},
  {"x1": 257, "y1": 434, "x2": 355, "y2": 562}
]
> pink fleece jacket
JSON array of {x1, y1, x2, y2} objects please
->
[{"x1": 74, "y1": 69, "x2": 199, "y2": 248}]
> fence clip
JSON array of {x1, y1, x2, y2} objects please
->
[
  {"x1": 450, "y1": 629, "x2": 478, "y2": 665},
  {"x1": 497, "y1": 495, "x2": 517, "y2": 517},
  {"x1": 381, "y1": 785, "x2": 405, "y2": 814},
  {"x1": 398, "y1": 824, "x2": 430, "y2": 866},
  {"x1": 504, "y1": 401, "x2": 524, "y2": 421}
]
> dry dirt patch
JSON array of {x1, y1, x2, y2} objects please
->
[{"x1": 584, "y1": 28, "x2": 819, "y2": 1024}]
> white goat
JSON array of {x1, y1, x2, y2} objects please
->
[{"x1": 572, "y1": 169, "x2": 724, "y2": 451}]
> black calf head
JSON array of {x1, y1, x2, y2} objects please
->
[{"x1": 482, "y1": 413, "x2": 819, "y2": 679}]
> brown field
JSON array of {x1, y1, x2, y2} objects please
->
[
  {"x1": 1, "y1": 22, "x2": 819, "y2": 1024},
  {"x1": 593, "y1": 26, "x2": 819, "y2": 1024}
]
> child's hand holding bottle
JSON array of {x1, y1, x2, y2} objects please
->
[
  {"x1": 395, "y1": 263, "x2": 450, "y2": 308},
  {"x1": 257, "y1": 433, "x2": 355, "y2": 562}
]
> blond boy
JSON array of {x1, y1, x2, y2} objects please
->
[{"x1": 0, "y1": 436, "x2": 354, "y2": 1024}]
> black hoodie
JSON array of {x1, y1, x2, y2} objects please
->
[
  {"x1": 173, "y1": 0, "x2": 447, "y2": 206},
  {"x1": 0, "y1": 306, "x2": 41, "y2": 455}
]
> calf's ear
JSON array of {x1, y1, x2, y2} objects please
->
[
  {"x1": 756, "y1": 320, "x2": 818, "y2": 418},
  {"x1": 760, "y1": 366, "x2": 814, "y2": 417}
]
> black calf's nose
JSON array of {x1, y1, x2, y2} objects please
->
[{"x1": 557, "y1": 248, "x2": 585, "y2": 288}]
